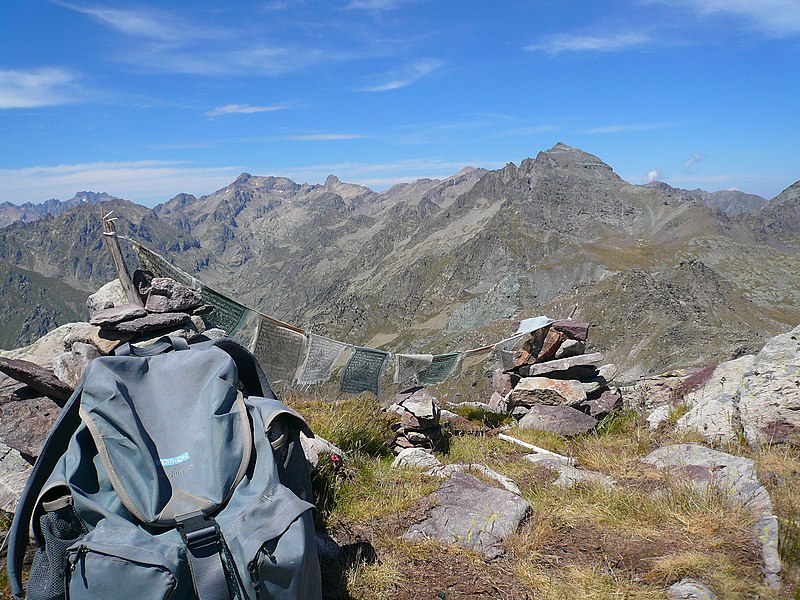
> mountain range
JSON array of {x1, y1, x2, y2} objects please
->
[{"x1": 1, "y1": 143, "x2": 797, "y2": 380}]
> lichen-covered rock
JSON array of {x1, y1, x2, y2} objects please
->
[
  {"x1": 145, "y1": 278, "x2": 203, "y2": 313},
  {"x1": 404, "y1": 472, "x2": 531, "y2": 558},
  {"x1": 667, "y1": 578, "x2": 717, "y2": 600},
  {"x1": 0, "y1": 442, "x2": 32, "y2": 513},
  {"x1": 52, "y1": 342, "x2": 99, "y2": 388},
  {"x1": 524, "y1": 453, "x2": 614, "y2": 488},
  {"x1": 739, "y1": 325, "x2": 800, "y2": 445},
  {"x1": 0, "y1": 384, "x2": 61, "y2": 458},
  {"x1": 391, "y1": 447, "x2": 442, "y2": 470}
]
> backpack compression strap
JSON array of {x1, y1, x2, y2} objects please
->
[{"x1": 6, "y1": 383, "x2": 84, "y2": 600}]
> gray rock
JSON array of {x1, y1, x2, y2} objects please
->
[
  {"x1": 667, "y1": 578, "x2": 717, "y2": 600},
  {"x1": 524, "y1": 453, "x2": 615, "y2": 488},
  {"x1": 492, "y1": 369, "x2": 513, "y2": 395},
  {"x1": 299, "y1": 432, "x2": 345, "y2": 470},
  {"x1": 551, "y1": 320, "x2": 589, "y2": 341},
  {"x1": 86, "y1": 279, "x2": 128, "y2": 316},
  {"x1": 403, "y1": 472, "x2": 531, "y2": 558},
  {"x1": 89, "y1": 304, "x2": 147, "y2": 326},
  {"x1": 511, "y1": 377, "x2": 586, "y2": 407},
  {"x1": 518, "y1": 352, "x2": 603, "y2": 378},
  {"x1": 391, "y1": 447, "x2": 442, "y2": 470},
  {"x1": 0, "y1": 442, "x2": 32, "y2": 513},
  {"x1": 52, "y1": 342, "x2": 99, "y2": 388},
  {"x1": 488, "y1": 391, "x2": 509, "y2": 414},
  {"x1": 189, "y1": 315, "x2": 207, "y2": 334},
  {"x1": 517, "y1": 405, "x2": 597, "y2": 436},
  {"x1": 643, "y1": 443, "x2": 780, "y2": 588},
  {"x1": 107, "y1": 311, "x2": 191, "y2": 333},
  {"x1": 0, "y1": 357, "x2": 73, "y2": 402},
  {"x1": 739, "y1": 325, "x2": 800, "y2": 445},
  {"x1": 580, "y1": 375, "x2": 608, "y2": 396},
  {"x1": 554, "y1": 338, "x2": 585, "y2": 359},
  {"x1": 145, "y1": 278, "x2": 203, "y2": 313},
  {"x1": 399, "y1": 388, "x2": 440, "y2": 428},
  {"x1": 598, "y1": 363, "x2": 618, "y2": 382},
  {"x1": 201, "y1": 328, "x2": 228, "y2": 340}
]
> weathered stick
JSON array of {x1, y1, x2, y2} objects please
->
[
  {"x1": 101, "y1": 211, "x2": 144, "y2": 307},
  {"x1": 497, "y1": 433, "x2": 575, "y2": 465}
]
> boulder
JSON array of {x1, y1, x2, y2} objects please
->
[
  {"x1": 0, "y1": 357, "x2": 73, "y2": 403},
  {"x1": 739, "y1": 325, "x2": 800, "y2": 445},
  {"x1": 643, "y1": 443, "x2": 780, "y2": 588},
  {"x1": 488, "y1": 391, "x2": 509, "y2": 414},
  {"x1": 89, "y1": 304, "x2": 147, "y2": 326},
  {"x1": 107, "y1": 311, "x2": 191, "y2": 333},
  {"x1": 647, "y1": 405, "x2": 672, "y2": 430},
  {"x1": 667, "y1": 578, "x2": 717, "y2": 600},
  {"x1": 1, "y1": 442, "x2": 32, "y2": 513},
  {"x1": 580, "y1": 387, "x2": 622, "y2": 420},
  {"x1": 492, "y1": 369, "x2": 513, "y2": 395},
  {"x1": 391, "y1": 448, "x2": 442, "y2": 470},
  {"x1": 511, "y1": 377, "x2": 586, "y2": 407},
  {"x1": 676, "y1": 393, "x2": 739, "y2": 444},
  {"x1": 86, "y1": 279, "x2": 128, "y2": 316},
  {"x1": 517, "y1": 405, "x2": 597, "y2": 436},
  {"x1": 62, "y1": 323, "x2": 132, "y2": 355},
  {"x1": 1, "y1": 322, "x2": 127, "y2": 366},
  {"x1": 551, "y1": 320, "x2": 589, "y2": 341},
  {"x1": 299, "y1": 432, "x2": 345, "y2": 470},
  {"x1": 517, "y1": 352, "x2": 603, "y2": 378},
  {"x1": 403, "y1": 472, "x2": 531, "y2": 558},
  {"x1": 145, "y1": 278, "x2": 204, "y2": 313},
  {"x1": 554, "y1": 338, "x2": 585, "y2": 359},
  {"x1": 598, "y1": 363, "x2": 618, "y2": 382},
  {"x1": 0, "y1": 386, "x2": 61, "y2": 457},
  {"x1": 398, "y1": 388, "x2": 440, "y2": 428},
  {"x1": 52, "y1": 342, "x2": 100, "y2": 388}
]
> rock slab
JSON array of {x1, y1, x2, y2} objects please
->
[
  {"x1": 643, "y1": 443, "x2": 780, "y2": 589},
  {"x1": 667, "y1": 578, "x2": 717, "y2": 600},
  {"x1": 517, "y1": 404, "x2": 597, "y2": 436},
  {"x1": 404, "y1": 472, "x2": 531, "y2": 558},
  {"x1": 0, "y1": 442, "x2": 32, "y2": 513},
  {"x1": 145, "y1": 278, "x2": 203, "y2": 313},
  {"x1": 107, "y1": 311, "x2": 191, "y2": 333},
  {"x1": 0, "y1": 357, "x2": 73, "y2": 402},
  {"x1": 511, "y1": 377, "x2": 586, "y2": 407},
  {"x1": 89, "y1": 304, "x2": 147, "y2": 326}
]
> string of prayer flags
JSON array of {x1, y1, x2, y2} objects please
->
[
  {"x1": 132, "y1": 242, "x2": 199, "y2": 289},
  {"x1": 515, "y1": 315, "x2": 554, "y2": 335},
  {"x1": 252, "y1": 315, "x2": 307, "y2": 386},
  {"x1": 416, "y1": 352, "x2": 461, "y2": 385},
  {"x1": 201, "y1": 286, "x2": 249, "y2": 336},
  {"x1": 297, "y1": 334, "x2": 350, "y2": 385},
  {"x1": 340, "y1": 347, "x2": 390, "y2": 396},
  {"x1": 393, "y1": 353, "x2": 434, "y2": 384}
]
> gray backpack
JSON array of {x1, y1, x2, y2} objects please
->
[{"x1": 7, "y1": 336, "x2": 322, "y2": 600}]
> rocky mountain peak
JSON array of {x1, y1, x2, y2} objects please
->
[
  {"x1": 529, "y1": 143, "x2": 620, "y2": 182},
  {"x1": 234, "y1": 173, "x2": 252, "y2": 185},
  {"x1": 324, "y1": 174, "x2": 341, "y2": 187}
]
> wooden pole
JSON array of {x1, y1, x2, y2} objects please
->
[{"x1": 101, "y1": 211, "x2": 144, "y2": 307}]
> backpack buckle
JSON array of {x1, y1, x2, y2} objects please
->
[{"x1": 176, "y1": 511, "x2": 220, "y2": 550}]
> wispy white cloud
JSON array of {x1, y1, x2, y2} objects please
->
[
  {"x1": 666, "y1": 0, "x2": 800, "y2": 36},
  {"x1": 0, "y1": 68, "x2": 82, "y2": 109},
  {"x1": 360, "y1": 59, "x2": 444, "y2": 92},
  {"x1": 56, "y1": 2, "x2": 350, "y2": 76},
  {"x1": 682, "y1": 152, "x2": 705, "y2": 170},
  {"x1": 0, "y1": 160, "x2": 242, "y2": 206},
  {"x1": 496, "y1": 124, "x2": 560, "y2": 137},
  {"x1": 277, "y1": 133, "x2": 367, "y2": 141},
  {"x1": 205, "y1": 103, "x2": 291, "y2": 117},
  {"x1": 581, "y1": 122, "x2": 673, "y2": 134},
  {"x1": 525, "y1": 32, "x2": 652, "y2": 55},
  {"x1": 644, "y1": 168, "x2": 663, "y2": 183}
]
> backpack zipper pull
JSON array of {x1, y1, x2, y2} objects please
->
[{"x1": 69, "y1": 546, "x2": 87, "y2": 572}]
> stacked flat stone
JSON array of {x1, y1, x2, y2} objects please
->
[
  {"x1": 492, "y1": 319, "x2": 622, "y2": 436},
  {"x1": 391, "y1": 387, "x2": 445, "y2": 455}
]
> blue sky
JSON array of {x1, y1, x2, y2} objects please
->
[{"x1": 1, "y1": 0, "x2": 799, "y2": 206}]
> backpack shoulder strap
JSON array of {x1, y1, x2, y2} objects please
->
[{"x1": 6, "y1": 383, "x2": 83, "y2": 600}]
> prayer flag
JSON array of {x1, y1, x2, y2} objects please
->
[
  {"x1": 515, "y1": 315, "x2": 554, "y2": 335},
  {"x1": 417, "y1": 352, "x2": 461, "y2": 385},
  {"x1": 252, "y1": 315, "x2": 308, "y2": 386},
  {"x1": 201, "y1": 286, "x2": 249, "y2": 335},
  {"x1": 340, "y1": 347, "x2": 390, "y2": 396},
  {"x1": 393, "y1": 353, "x2": 434, "y2": 384},
  {"x1": 133, "y1": 243, "x2": 199, "y2": 289},
  {"x1": 297, "y1": 334, "x2": 350, "y2": 385}
]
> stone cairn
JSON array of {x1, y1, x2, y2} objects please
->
[
  {"x1": 490, "y1": 320, "x2": 622, "y2": 436},
  {"x1": 390, "y1": 387, "x2": 445, "y2": 455},
  {"x1": 88, "y1": 270, "x2": 213, "y2": 336}
]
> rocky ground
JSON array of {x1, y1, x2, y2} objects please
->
[{"x1": 1, "y1": 280, "x2": 799, "y2": 599}]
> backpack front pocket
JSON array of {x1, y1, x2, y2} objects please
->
[{"x1": 66, "y1": 537, "x2": 181, "y2": 600}]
